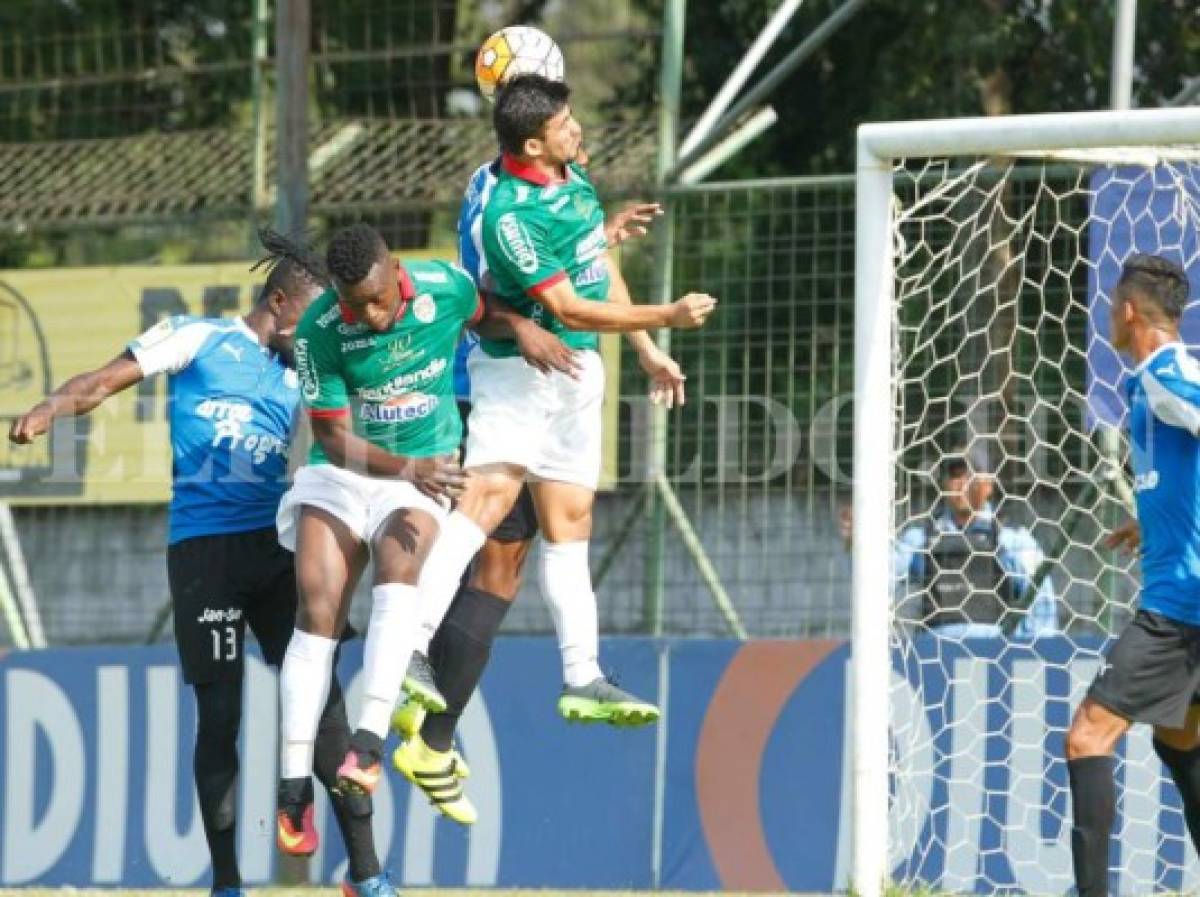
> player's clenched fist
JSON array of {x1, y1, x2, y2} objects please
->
[
  {"x1": 8, "y1": 404, "x2": 53, "y2": 444},
  {"x1": 668, "y1": 293, "x2": 718, "y2": 329}
]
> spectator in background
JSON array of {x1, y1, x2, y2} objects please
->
[{"x1": 842, "y1": 449, "x2": 1059, "y2": 637}]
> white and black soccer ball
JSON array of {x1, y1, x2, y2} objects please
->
[{"x1": 475, "y1": 25, "x2": 565, "y2": 102}]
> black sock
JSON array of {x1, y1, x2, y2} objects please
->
[
  {"x1": 1154, "y1": 739, "x2": 1200, "y2": 854},
  {"x1": 421, "y1": 585, "x2": 511, "y2": 752},
  {"x1": 313, "y1": 676, "x2": 380, "y2": 884},
  {"x1": 349, "y1": 726, "x2": 384, "y2": 761},
  {"x1": 193, "y1": 679, "x2": 243, "y2": 890},
  {"x1": 1069, "y1": 756, "x2": 1115, "y2": 897}
]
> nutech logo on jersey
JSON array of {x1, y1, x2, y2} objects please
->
[
  {"x1": 497, "y1": 212, "x2": 539, "y2": 275},
  {"x1": 360, "y1": 393, "x2": 440, "y2": 423}
]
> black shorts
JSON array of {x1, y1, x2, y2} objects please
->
[
  {"x1": 167, "y1": 527, "x2": 298, "y2": 685},
  {"x1": 1087, "y1": 609, "x2": 1200, "y2": 728},
  {"x1": 457, "y1": 399, "x2": 539, "y2": 544}
]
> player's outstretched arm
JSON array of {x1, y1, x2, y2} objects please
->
[
  {"x1": 535, "y1": 277, "x2": 717, "y2": 333},
  {"x1": 309, "y1": 412, "x2": 465, "y2": 500},
  {"x1": 473, "y1": 293, "x2": 582, "y2": 378},
  {"x1": 604, "y1": 253, "x2": 686, "y2": 406},
  {"x1": 8, "y1": 352, "x2": 144, "y2": 444}
]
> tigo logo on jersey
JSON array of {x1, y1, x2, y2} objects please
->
[
  {"x1": 360, "y1": 393, "x2": 439, "y2": 423},
  {"x1": 497, "y1": 212, "x2": 539, "y2": 275}
]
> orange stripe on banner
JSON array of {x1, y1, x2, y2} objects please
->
[{"x1": 695, "y1": 640, "x2": 841, "y2": 891}]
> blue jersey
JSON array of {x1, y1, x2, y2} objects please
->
[
  {"x1": 128, "y1": 315, "x2": 298, "y2": 544},
  {"x1": 1126, "y1": 342, "x2": 1200, "y2": 625},
  {"x1": 453, "y1": 158, "x2": 501, "y2": 399}
]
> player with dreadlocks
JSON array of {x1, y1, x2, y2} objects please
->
[{"x1": 9, "y1": 230, "x2": 387, "y2": 897}]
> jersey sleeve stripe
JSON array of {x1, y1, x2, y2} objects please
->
[
  {"x1": 527, "y1": 270, "x2": 567, "y2": 296},
  {"x1": 308, "y1": 406, "x2": 349, "y2": 419},
  {"x1": 1143, "y1": 369, "x2": 1200, "y2": 434}
]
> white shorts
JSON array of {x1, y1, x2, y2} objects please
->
[
  {"x1": 276, "y1": 463, "x2": 447, "y2": 551},
  {"x1": 464, "y1": 348, "x2": 604, "y2": 490}
]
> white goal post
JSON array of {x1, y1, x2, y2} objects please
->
[{"x1": 853, "y1": 107, "x2": 1200, "y2": 897}]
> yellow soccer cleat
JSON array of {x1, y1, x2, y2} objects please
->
[
  {"x1": 392, "y1": 733, "x2": 478, "y2": 825},
  {"x1": 390, "y1": 700, "x2": 471, "y2": 778},
  {"x1": 390, "y1": 699, "x2": 426, "y2": 741}
]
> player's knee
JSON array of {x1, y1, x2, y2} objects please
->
[
  {"x1": 194, "y1": 680, "x2": 242, "y2": 747},
  {"x1": 1066, "y1": 718, "x2": 1112, "y2": 760},
  {"x1": 540, "y1": 510, "x2": 592, "y2": 544},
  {"x1": 294, "y1": 593, "x2": 340, "y2": 637},
  {"x1": 470, "y1": 540, "x2": 529, "y2": 600},
  {"x1": 463, "y1": 470, "x2": 523, "y2": 531}
]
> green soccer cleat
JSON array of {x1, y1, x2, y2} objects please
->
[
  {"x1": 557, "y1": 677, "x2": 661, "y2": 727},
  {"x1": 401, "y1": 651, "x2": 447, "y2": 713}
]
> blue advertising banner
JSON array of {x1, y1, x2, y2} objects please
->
[{"x1": 0, "y1": 636, "x2": 1194, "y2": 892}]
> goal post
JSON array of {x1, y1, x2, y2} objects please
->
[{"x1": 853, "y1": 107, "x2": 1200, "y2": 897}]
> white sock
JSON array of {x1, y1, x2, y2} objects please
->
[
  {"x1": 358, "y1": 583, "x2": 421, "y2": 739},
  {"x1": 279, "y1": 629, "x2": 337, "y2": 779},
  {"x1": 413, "y1": 511, "x2": 486, "y2": 653},
  {"x1": 539, "y1": 540, "x2": 603, "y2": 687}
]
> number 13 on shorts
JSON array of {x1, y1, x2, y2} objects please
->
[{"x1": 211, "y1": 625, "x2": 238, "y2": 661}]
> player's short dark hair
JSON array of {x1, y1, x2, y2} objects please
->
[
  {"x1": 939, "y1": 447, "x2": 993, "y2": 482},
  {"x1": 1117, "y1": 253, "x2": 1191, "y2": 322},
  {"x1": 493, "y1": 74, "x2": 571, "y2": 157},
  {"x1": 251, "y1": 228, "x2": 329, "y2": 301},
  {"x1": 326, "y1": 223, "x2": 388, "y2": 286}
]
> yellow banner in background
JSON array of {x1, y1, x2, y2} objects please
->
[{"x1": 0, "y1": 259, "x2": 619, "y2": 505}]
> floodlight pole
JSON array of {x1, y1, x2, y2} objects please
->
[
  {"x1": 275, "y1": 0, "x2": 310, "y2": 235},
  {"x1": 1109, "y1": 0, "x2": 1137, "y2": 111},
  {"x1": 678, "y1": 0, "x2": 803, "y2": 159},
  {"x1": 669, "y1": 0, "x2": 871, "y2": 181}
]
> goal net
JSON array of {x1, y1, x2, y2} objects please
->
[{"x1": 852, "y1": 110, "x2": 1200, "y2": 897}]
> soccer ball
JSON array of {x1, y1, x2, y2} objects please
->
[{"x1": 475, "y1": 26, "x2": 565, "y2": 102}]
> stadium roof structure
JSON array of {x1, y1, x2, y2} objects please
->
[{"x1": 0, "y1": 118, "x2": 659, "y2": 229}]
